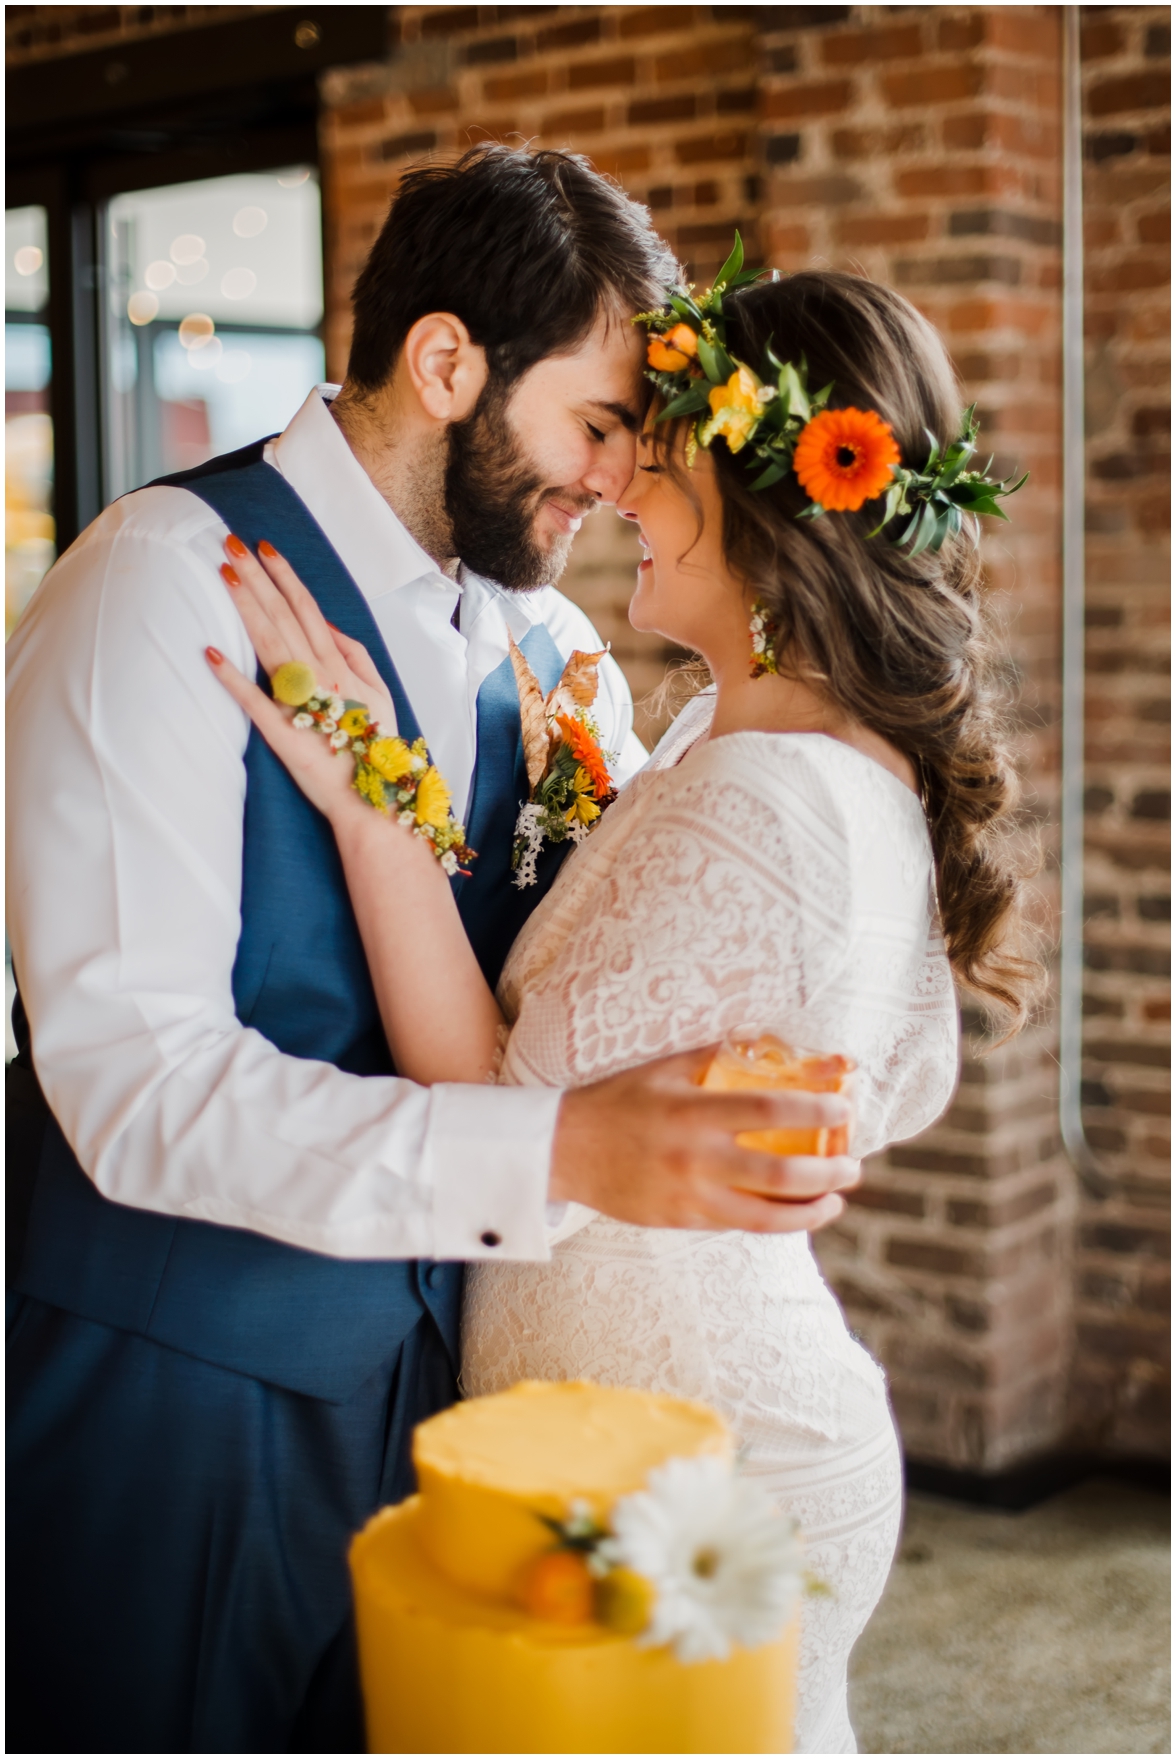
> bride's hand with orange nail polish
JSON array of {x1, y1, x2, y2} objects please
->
[{"x1": 216, "y1": 534, "x2": 398, "y2": 736}]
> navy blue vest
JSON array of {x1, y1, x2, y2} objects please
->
[{"x1": 9, "y1": 441, "x2": 570, "y2": 1403}]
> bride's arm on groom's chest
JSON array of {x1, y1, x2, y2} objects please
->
[{"x1": 6, "y1": 492, "x2": 560, "y2": 1264}]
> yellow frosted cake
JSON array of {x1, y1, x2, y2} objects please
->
[{"x1": 349, "y1": 1380, "x2": 801, "y2": 1753}]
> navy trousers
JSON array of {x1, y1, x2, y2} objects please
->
[{"x1": 6, "y1": 1293, "x2": 456, "y2": 1754}]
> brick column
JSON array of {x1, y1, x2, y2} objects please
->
[
  {"x1": 756, "y1": 5, "x2": 1076, "y2": 1473},
  {"x1": 1069, "y1": 5, "x2": 1170, "y2": 1460}
]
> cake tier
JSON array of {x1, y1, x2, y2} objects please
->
[
  {"x1": 413, "y1": 1379, "x2": 731, "y2": 1599},
  {"x1": 350, "y1": 1495, "x2": 798, "y2": 1754}
]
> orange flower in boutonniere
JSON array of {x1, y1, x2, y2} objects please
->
[
  {"x1": 508, "y1": 637, "x2": 618, "y2": 888},
  {"x1": 792, "y1": 407, "x2": 901, "y2": 512},
  {"x1": 555, "y1": 713, "x2": 614, "y2": 800}
]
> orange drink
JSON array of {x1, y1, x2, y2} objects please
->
[{"x1": 701, "y1": 1034, "x2": 855, "y2": 1156}]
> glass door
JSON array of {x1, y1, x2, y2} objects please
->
[
  {"x1": 6, "y1": 205, "x2": 55, "y2": 635},
  {"x1": 102, "y1": 165, "x2": 325, "y2": 499}
]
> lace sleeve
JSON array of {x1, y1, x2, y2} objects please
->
[{"x1": 500, "y1": 740, "x2": 855, "y2": 1091}]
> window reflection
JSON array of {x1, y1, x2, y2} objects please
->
[
  {"x1": 103, "y1": 167, "x2": 325, "y2": 500},
  {"x1": 6, "y1": 204, "x2": 55, "y2": 636}
]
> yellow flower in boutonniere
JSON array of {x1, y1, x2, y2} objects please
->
[
  {"x1": 698, "y1": 365, "x2": 765, "y2": 455},
  {"x1": 339, "y1": 706, "x2": 370, "y2": 737},
  {"x1": 566, "y1": 769, "x2": 602, "y2": 827},
  {"x1": 368, "y1": 736, "x2": 413, "y2": 783},
  {"x1": 414, "y1": 766, "x2": 452, "y2": 829}
]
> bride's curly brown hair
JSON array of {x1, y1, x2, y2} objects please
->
[{"x1": 657, "y1": 270, "x2": 1044, "y2": 1033}]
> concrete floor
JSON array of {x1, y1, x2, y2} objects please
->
[{"x1": 848, "y1": 1477, "x2": 1171, "y2": 1755}]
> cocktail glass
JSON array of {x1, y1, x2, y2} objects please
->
[{"x1": 701, "y1": 1033, "x2": 855, "y2": 1157}]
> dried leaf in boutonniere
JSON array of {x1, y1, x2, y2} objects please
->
[{"x1": 508, "y1": 633, "x2": 618, "y2": 889}]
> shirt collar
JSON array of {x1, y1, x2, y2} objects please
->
[{"x1": 269, "y1": 386, "x2": 450, "y2": 601}]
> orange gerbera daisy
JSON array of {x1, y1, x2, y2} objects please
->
[
  {"x1": 556, "y1": 714, "x2": 613, "y2": 799},
  {"x1": 792, "y1": 407, "x2": 901, "y2": 512}
]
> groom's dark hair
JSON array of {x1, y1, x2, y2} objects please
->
[{"x1": 346, "y1": 143, "x2": 677, "y2": 391}]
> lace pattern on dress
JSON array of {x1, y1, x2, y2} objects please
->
[{"x1": 463, "y1": 725, "x2": 960, "y2": 1754}]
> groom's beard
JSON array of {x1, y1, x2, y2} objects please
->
[{"x1": 445, "y1": 380, "x2": 594, "y2": 592}]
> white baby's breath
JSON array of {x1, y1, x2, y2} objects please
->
[
  {"x1": 607, "y1": 1456, "x2": 803, "y2": 1664},
  {"x1": 512, "y1": 802, "x2": 544, "y2": 890}
]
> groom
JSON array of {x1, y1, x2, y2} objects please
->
[{"x1": 7, "y1": 145, "x2": 857, "y2": 1753}]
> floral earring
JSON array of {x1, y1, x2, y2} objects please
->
[{"x1": 749, "y1": 599, "x2": 779, "y2": 679}]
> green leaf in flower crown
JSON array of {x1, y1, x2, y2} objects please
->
[
  {"x1": 695, "y1": 334, "x2": 725, "y2": 383},
  {"x1": 657, "y1": 384, "x2": 710, "y2": 421},
  {"x1": 777, "y1": 360, "x2": 811, "y2": 422},
  {"x1": 668, "y1": 291, "x2": 704, "y2": 324},
  {"x1": 712, "y1": 232, "x2": 745, "y2": 294},
  {"x1": 866, "y1": 479, "x2": 908, "y2": 539},
  {"x1": 811, "y1": 381, "x2": 834, "y2": 411},
  {"x1": 937, "y1": 440, "x2": 976, "y2": 488},
  {"x1": 749, "y1": 456, "x2": 791, "y2": 490},
  {"x1": 907, "y1": 499, "x2": 942, "y2": 557},
  {"x1": 927, "y1": 504, "x2": 959, "y2": 553},
  {"x1": 796, "y1": 500, "x2": 826, "y2": 521}
]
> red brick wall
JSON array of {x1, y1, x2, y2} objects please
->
[
  {"x1": 8, "y1": 3, "x2": 1170, "y2": 1470},
  {"x1": 4, "y1": 3, "x2": 261, "y2": 60},
  {"x1": 1071, "y1": 4, "x2": 1170, "y2": 1458},
  {"x1": 755, "y1": 4, "x2": 1075, "y2": 1472}
]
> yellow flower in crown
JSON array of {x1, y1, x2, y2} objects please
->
[
  {"x1": 698, "y1": 366, "x2": 764, "y2": 455},
  {"x1": 339, "y1": 706, "x2": 370, "y2": 737},
  {"x1": 414, "y1": 766, "x2": 452, "y2": 829},
  {"x1": 368, "y1": 736, "x2": 414, "y2": 784}
]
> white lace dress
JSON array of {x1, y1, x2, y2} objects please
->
[{"x1": 462, "y1": 695, "x2": 960, "y2": 1754}]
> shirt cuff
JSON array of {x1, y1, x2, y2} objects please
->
[{"x1": 426, "y1": 1082, "x2": 562, "y2": 1262}]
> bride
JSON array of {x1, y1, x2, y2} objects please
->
[{"x1": 209, "y1": 266, "x2": 1038, "y2": 1753}]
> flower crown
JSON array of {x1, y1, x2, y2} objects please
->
[{"x1": 637, "y1": 233, "x2": 1027, "y2": 555}]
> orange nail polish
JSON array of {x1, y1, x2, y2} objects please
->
[
  {"x1": 258, "y1": 539, "x2": 278, "y2": 559},
  {"x1": 221, "y1": 563, "x2": 240, "y2": 587},
  {"x1": 206, "y1": 646, "x2": 224, "y2": 664},
  {"x1": 225, "y1": 533, "x2": 248, "y2": 558}
]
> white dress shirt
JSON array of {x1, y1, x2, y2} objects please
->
[{"x1": 6, "y1": 387, "x2": 645, "y2": 1261}]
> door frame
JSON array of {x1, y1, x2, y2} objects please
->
[{"x1": 6, "y1": 6, "x2": 388, "y2": 544}]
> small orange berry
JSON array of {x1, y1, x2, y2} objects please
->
[
  {"x1": 518, "y1": 1550, "x2": 595, "y2": 1625},
  {"x1": 647, "y1": 337, "x2": 690, "y2": 373},
  {"x1": 664, "y1": 322, "x2": 699, "y2": 359}
]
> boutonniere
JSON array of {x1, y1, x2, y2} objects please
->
[{"x1": 508, "y1": 634, "x2": 618, "y2": 888}]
